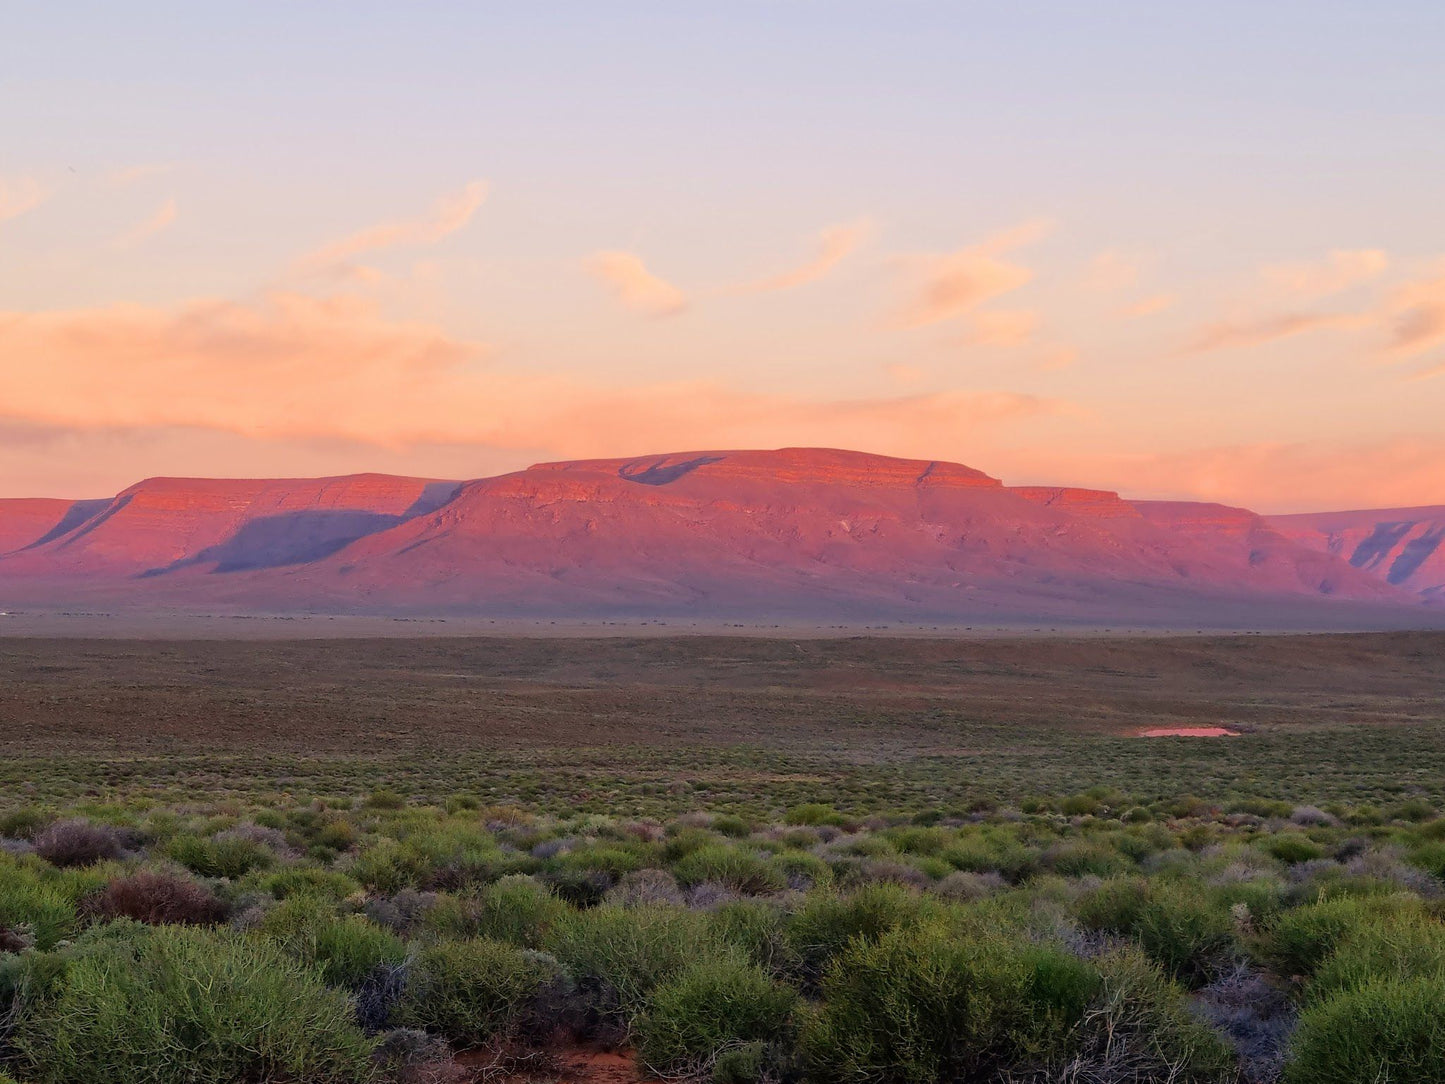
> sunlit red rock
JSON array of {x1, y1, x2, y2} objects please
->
[{"x1": 0, "y1": 448, "x2": 1434, "y2": 624}]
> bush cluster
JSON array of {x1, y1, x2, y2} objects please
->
[{"x1": 0, "y1": 787, "x2": 1442, "y2": 1081}]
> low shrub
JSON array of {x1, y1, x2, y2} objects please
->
[
  {"x1": 1309, "y1": 910, "x2": 1445, "y2": 1000},
  {"x1": 638, "y1": 957, "x2": 795, "y2": 1078},
  {"x1": 397, "y1": 938, "x2": 563, "y2": 1048},
  {"x1": 431, "y1": 874, "x2": 568, "y2": 948},
  {"x1": 1078, "y1": 878, "x2": 1234, "y2": 985},
  {"x1": 32, "y1": 820, "x2": 126, "y2": 868},
  {"x1": 1258, "y1": 894, "x2": 1423, "y2": 980},
  {"x1": 166, "y1": 833, "x2": 274, "y2": 879},
  {"x1": 1285, "y1": 975, "x2": 1445, "y2": 1083},
  {"x1": 0, "y1": 864, "x2": 79, "y2": 949},
  {"x1": 0, "y1": 921, "x2": 374, "y2": 1084},
  {"x1": 673, "y1": 844, "x2": 786, "y2": 895},
  {"x1": 88, "y1": 869, "x2": 229, "y2": 926},
  {"x1": 1056, "y1": 946, "x2": 1237, "y2": 1083},
  {"x1": 803, "y1": 923, "x2": 1099, "y2": 1083},
  {"x1": 544, "y1": 904, "x2": 717, "y2": 1027},
  {"x1": 261, "y1": 895, "x2": 407, "y2": 987},
  {"x1": 785, "y1": 883, "x2": 939, "y2": 986}
]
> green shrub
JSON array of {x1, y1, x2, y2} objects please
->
[
  {"x1": 1259, "y1": 895, "x2": 1424, "y2": 980},
  {"x1": 0, "y1": 863, "x2": 79, "y2": 950},
  {"x1": 398, "y1": 938, "x2": 561, "y2": 1048},
  {"x1": 803, "y1": 923, "x2": 1098, "y2": 1083},
  {"x1": 1078, "y1": 878, "x2": 1234, "y2": 985},
  {"x1": 1285, "y1": 975, "x2": 1445, "y2": 1083},
  {"x1": 785, "y1": 804, "x2": 846, "y2": 827},
  {"x1": 427, "y1": 874, "x2": 569, "y2": 948},
  {"x1": 673, "y1": 844, "x2": 786, "y2": 895},
  {"x1": 1132, "y1": 882, "x2": 1235, "y2": 986},
  {"x1": 638, "y1": 957, "x2": 795, "y2": 1077},
  {"x1": 256, "y1": 866, "x2": 360, "y2": 901},
  {"x1": 1067, "y1": 946, "x2": 1236, "y2": 1082},
  {"x1": 0, "y1": 922, "x2": 373, "y2": 1084},
  {"x1": 166, "y1": 833, "x2": 273, "y2": 879},
  {"x1": 0, "y1": 807, "x2": 51, "y2": 841},
  {"x1": 545, "y1": 904, "x2": 718, "y2": 1025},
  {"x1": 1310, "y1": 911, "x2": 1445, "y2": 1000},
  {"x1": 260, "y1": 896, "x2": 406, "y2": 987},
  {"x1": 710, "y1": 900, "x2": 800, "y2": 977},
  {"x1": 1044, "y1": 839, "x2": 1132, "y2": 878},
  {"x1": 1264, "y1": 834, "x2": 1326, "y2": 865},
  {"x1": 785, "y1": 883, "x2": 939, "y2": 985}
]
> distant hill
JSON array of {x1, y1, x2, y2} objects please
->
[
  {"x1": 0, "y1": 447, "x2": 1437, "y2": 626},
  {"x1": 1267, "y1": 506, "x2": 1445, "y2": 603}
]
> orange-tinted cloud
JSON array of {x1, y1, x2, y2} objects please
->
[
  {"x1": 1083, "y1": 249, "x2": 1143, "y2": 292},
  {"x1": 1122, "y1": 293, "x2": 1176, "y2": 319},
  {"x1": 0, "y1": 176, "x2": 47, "y2": 223},
  {"x1": 961, "y1": 309, "x2": 1039, "y2": 347},
  {"x1": 113, "y1": 198, "x2": 177, "y2": 248},
  {"x1": 1262, "y1": 249, "x2": 1389, "y2": 297},
  {"x1": 733, "y1": 220, "x2": 871, "y2": 293},
  {"x1": 295, "y1": 180, "x2": 487, "y2": 276},
  {"x1": 104, "y1": 163, "x2": 176, "y2": 187},
  {"x1": 1180, "y1": 311, "x2": 1368, "y2": 355},
  {"x1": 1383, "y1": 272, "x2": 1445, "y2": 366},
  {"x1": 0, "y1": 292, "x2": 1061, "y2": 462},
  {"x1": 894, "y1": 219, "x2": 1050, "y2": 329},
  {"x1": 586, "y1": 251, "x2": 688, "y2": 316},
  {"x1": 1074, "y1": 438, "x2": 1445, "y2": 513}
]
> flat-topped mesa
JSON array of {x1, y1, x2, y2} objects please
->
[
  {"x1": 528, "y1": 447, "x2": 1003, "y2": 490},
  {"x1": 1010, "y1": 486, "x2": 1142, "y2": 519},
  {"x1": 3, "y1": 473, "x2": 463, "y2": 574}
]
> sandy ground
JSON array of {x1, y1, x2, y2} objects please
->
[{"x1": 2, "y1": 608, "x2": 1441, "y2": 641}]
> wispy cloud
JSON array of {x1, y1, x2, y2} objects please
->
[
  {"x1": 586, "y1": 251, "x2": 688, "y2": 317},
  {"x1": 295, "y1": 180, "x2": 488, "y2": 277},
  {"x1": 1261, "y1": 249, "x2": 1388, "y2": 298},
  {"x1": 733, "y1": 220, "x2": 872, "y2": 294},
  {"x1": 1083, "y1": 249, "x2": 1143, "y2": 292},
  {"x1": 1383, "y1": 271, "x2": 1445, "y2": 368},
  {"x1": 960, "y1": 310, "x2": 1039, "y2": 348},
  {"x1": 1180, "y1": 312, "x2": 1369, "y2": 356},
  {"x1": 1122, "y1": 293, "x2": 1176, "y2": 319},
  {"x1": 113, "y1": 198, "x2": 177, "y2": 248},
  {"x1": 893, "y1": 219, "x2": 1050, "y2": 329},
  {"x1": 104, "y1": 163, "x2": 176, "y2": 187},
  {"x1": 0, "y1": 176, "x2": 48, "y2": 224}
]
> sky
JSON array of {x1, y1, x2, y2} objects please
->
[{"x1": 2, "y1": 2, "x2": 1444, "y2": 512}]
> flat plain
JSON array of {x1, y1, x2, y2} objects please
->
[{"x1": 2, "y1": 630, "x2": 1442, "y2": 815}]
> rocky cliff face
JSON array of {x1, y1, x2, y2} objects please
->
[
  {"x1": 1267, "y1": 507, "x2": 1445, "y2": 600},
  {"x1": 0, "y1": 448, "x2": 1432, "y2": 624}
]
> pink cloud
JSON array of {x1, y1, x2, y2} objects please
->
[
  {"x1": 586, "y1": 251, "x2": 688, "y2": 316},
  {"x1": 1261, "y1": 249, "x2": 1389, "y2": 297},
  {"x1": 295, "y1": 180, "x2": 487, "y2": 276},
  {"x1": 733, "y1": 220, "x2": 872, "y2": 293},
  {"x1": 1384, "y1": 272, "x2": 1445, "y2": 365},
  {"x1": 0, "y1": 176, "x2": 47, "y2": 223},
  {"x1": 893, "y1": 219, "x2": 1050, "y2": 329},
  {"x1": 0, "y1": 292, "x2": 1062, "y2": 460},
  {"x1": 1180, "y1": 311, "x2": 1369, "y2": 355},
  {"x1": 113, "y1": 198, "x2": 177, "y2": 248}
]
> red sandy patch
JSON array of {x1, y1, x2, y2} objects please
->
[
  {"x1": 457, "y1": 1046, "x2": 650, "y2": 1083},
  {"x1": 1138, "y1": 726, "x2": 1240, "y2": 737}
]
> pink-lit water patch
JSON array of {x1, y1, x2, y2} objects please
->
[{"x1": 1139, "y1": 726, "x2": 1240, "y2": 738}]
